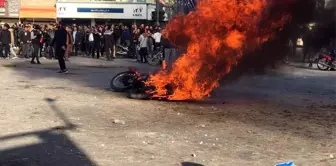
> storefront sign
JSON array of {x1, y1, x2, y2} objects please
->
[{"x1": 57, "y1": 3, "x2": 147, "y2": 19}]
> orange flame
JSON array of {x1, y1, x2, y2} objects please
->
[{"x1": 146, "y1": 0, "x2": 291, "y2": 100}]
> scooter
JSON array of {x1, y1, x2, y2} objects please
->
[{"x1": 316, "y1": 51, "x2": 336, "y2": 71}]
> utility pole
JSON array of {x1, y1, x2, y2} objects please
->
[{"x1": 156, "y1": 0, "x2": 160, "y2": 26}]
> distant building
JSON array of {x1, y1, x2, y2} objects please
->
[{"x1": 0, "y1": 0, "x2": 20, "y2": 23}]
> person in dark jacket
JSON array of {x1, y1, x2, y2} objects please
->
[
  {"x1": 51, "y1": 22, "x2": 68, "y2": 73},
  {"x1": 123, "y1": 26, "x2": 131, "y2": 48},
  {"x1": 75, "y1": 26, "x2": 83, "y2": 55},
  {"x1": 44, "y1": 24, "x2": 56, "y2": 59},
  {"x1": 30, "y1": 24, "x2": 42, "y2": 64},
  {"x1": 103, "y1": 25, "x2": 115, "y2": 61},
  {"x1": 0, "y1": 24, "x2": 12, "y2": 58},
  {"x1": 92, "y1": 27, "x2": 102, "y2": 59},
  {"x1": 76, "y1": 26, "x2": 85, "y2": 55},
  {"x1": 19, "y1": 25, "x2": 32, "y2": 58},
  {"x1": 114, "y1": 25, "x2": 122, "y2": 46}
]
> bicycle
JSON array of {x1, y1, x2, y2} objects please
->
[{"x1": 147, "y1": 46, "x2": 164, "y2": 66}]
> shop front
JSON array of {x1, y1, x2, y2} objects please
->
[{"x1": 56, "y1": 2, "x2": 148, "y2": 26}]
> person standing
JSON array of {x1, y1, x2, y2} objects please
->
[
  {"x1": 138, "y1": 30, "x2": 148, "y2": 63},
  {"x1": 123, "y1": 26, "x2": 131, "y2": 48},
  {"x1": 98, "y1": 26, "x2": 105, "y2": 57},
  {"x1": 87, "y1": 28, "x2": 94, "y2": 57},
  {"x1": 19, "y1": 25, "x2": 31, "y2": 58},
  {"x1": 76, "y1": 26, "x2": 85, "y2": 56},
  {"x1": 103, "y1": 25, "x2": 114, "y2": 61},
  {"x1": 161, "y1": 35, "x2": 177, "y2": 69},
  {"x1": 0, "y1": 24, "x2": 11, "y2": 59},
  {"x1": 51, "y1": 22, "x2": 68, "y2": 73},
  {"x1": 153, "y1": 29, "x2": 162, "y2": 50},
  {"x1": 8, "y1": 27, "x2": 17, "y2": 59},
  {"x1": 65, "y1": 26, "x2": 73, "y2": 61},
  {"x1": 30, "y1": 24, "x2": 42, "y2": 64},
  {"x1": 92, "y1": 27, "x2": 102, "y2": 59},
  {"x1": 114, "y1": 25, "x2": 122, "y2": 46},
  {"x1": 72, "y1": 26, "x2": 77, "y2": 56},
  {"x1": 46, "y1": 24, "x2": 56, "y2": 59},
  {"x1": 147, "y1": 30, "x2": 154, "y2": 56},
  {"x1": 85, "y1": 27, "x2": 91, "y2": 56}
]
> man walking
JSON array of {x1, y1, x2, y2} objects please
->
[
  {"x1": 51, "y1": 22, "x2": 68, "y2": 73},
  {"x1": 31, "y1": 24, "x2": 42, "y2": 64}
]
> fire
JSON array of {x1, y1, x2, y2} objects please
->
[{"x1": 145, "y1": 0, "x2": 292, "y2": 100}]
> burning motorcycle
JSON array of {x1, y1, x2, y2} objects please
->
[
  {"x1": 316, "y1": 50, "x2": 336, "y2": 71},
  {"x1": 110, "y1": 67, "x2": 153, "y2": 99},
  {"x1": 110, "y1": 67, "x2": 175, "y2": 99}
]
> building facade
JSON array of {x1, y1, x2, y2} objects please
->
[
  {"x1": 56, "y1": 0, "x2": 158, "y2": 25},
  {"x1": 0, "y1": 0, "x2": 20, "y2": 23}
]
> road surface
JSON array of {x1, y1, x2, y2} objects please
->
[{"x1": 0, "y1": 57, "x2": 335, "y2": 166}]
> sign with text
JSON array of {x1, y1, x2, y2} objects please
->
[{"x1": 57, "y1": 3, "x2": 147, "y2": 19}]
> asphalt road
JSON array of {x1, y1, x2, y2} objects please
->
[{"x1": 0, "y1": 57, "x2": 335, "y2": 166}]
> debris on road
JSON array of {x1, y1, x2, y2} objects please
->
[
  {"x1": 113, "y1": 119, "x2": 126, "y2": 125},
  {"x1": 275, "y1": 161, "x2": 295, "y2": 166},
  {"x1": 330, "y1": 154, "x2": 334, "y2": 158}
]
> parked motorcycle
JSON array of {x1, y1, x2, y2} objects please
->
[{"x1": 316, "y1": 51, "x2": 336, "y2": 71}]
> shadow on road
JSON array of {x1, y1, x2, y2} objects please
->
[
  {"x1": 0, "y1": 98, "x2": 97, "y2": 166},
  {"x1": 3, "y1": 57, "x2": 157, "y2": 91},
  {"x1": 181, "y1": 162, "x2": 205, "y2": 166}
]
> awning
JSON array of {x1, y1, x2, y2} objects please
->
[
  {"x1": 19, "y1": 0, "x2": 56, "y2": 19},
  {"x1": 19, "y1": 7, "x2": 56, "y2": 19}
]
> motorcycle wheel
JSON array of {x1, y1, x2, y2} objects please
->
[
  {"x1": 110, "y1": 71, "x2": 136, "y2": 92},
  {"x1": 317, "y1": 57, "x2": 330, "y2": 71}
]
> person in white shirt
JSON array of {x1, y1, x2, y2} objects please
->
[
  {"x1": 87, "y1": 29, "x2": 94, "y2": 56},
  {"x1": 72, "y1": 26, "x2": 77, "y2": 55},
  {"x1": 138, "y1": 29, "x2": 148, "y2": 63},
  {"x1": 153, "y1": 30, "x2": 162, "y2": 50}
]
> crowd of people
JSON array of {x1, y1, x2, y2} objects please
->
[
  {"x1": 0, "y1": 22, "x2": 166, "y2": 59},
  {"x1": 0, "y1": 22, "x2": 178, "y2": 72}
]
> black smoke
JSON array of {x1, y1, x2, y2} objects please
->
[{"x1": 223, "y1": 0, "x2": 335, "y2": 80}]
